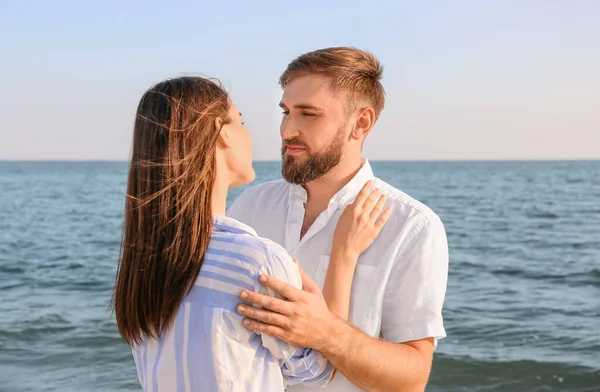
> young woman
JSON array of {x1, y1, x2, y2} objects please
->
[{"x1": 113, "y1": 76, "x2": 390, "y2": 391}]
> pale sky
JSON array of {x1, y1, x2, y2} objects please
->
[{"x1": 1, "y1": 1, "x2": 598, "y2": 161}]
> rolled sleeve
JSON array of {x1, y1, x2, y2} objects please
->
[
  {"x1": 257, "y1": 244, "x2": 334, "y2": 387},
  {"x1": 381, "y1": 215, "x2": 449, "y2": 344},
  {"x1": 280, "y1": 349, "x2": 334, "y2": 387}
]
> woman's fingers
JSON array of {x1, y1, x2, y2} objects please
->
[
  {"x1": 352, "y1": 180, "x2": 374, "y2": 208},
  {"x1": 361, "y1": 188, "x2": 381, "y2": 216},
  {"x1": 370, "y1": 194, "x2": 387, "y2": 221},
  {"x1": 375, "y1": 206, "x2": 393, "y2": 231}
]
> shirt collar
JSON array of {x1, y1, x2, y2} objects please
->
[
  {"x1": 287, "y1": 158, "x2": 375, "y2": 209},
  {"x1": 213, "y1": 214, "x2": 257, "y2": 236}
]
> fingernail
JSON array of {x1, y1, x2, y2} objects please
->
[
  {"x1": 240, "y1": 291, "x2": 248, "y2": 299},
  {"x1": 259, "y1": 275, "x2": 267, "y2": 283},
  {"x1": 243, "y1": 319, "x2": 250, "y2": 326},
  {"x1": 238, "y1": 305, "x2": 246, "y2": 312}
]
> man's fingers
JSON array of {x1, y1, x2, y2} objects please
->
[
  {"x1": 258, "y1": 274, "x2": 302, "y2": 302},
  {"x1": 242, "y1": 318, "x2": 287, "y2": 339},
  {"x1": 352, "y1": 180, "x2": 373, "y2": 208},
  {"x1": 375, "y1": 205, "x2": 393, "y2": 231},
  {"x1": 240, "y1": 289, "x2": 293, "y2": 315},
  {"x1": 236, "y1": 304, "x2": 289, "y2": 328}
]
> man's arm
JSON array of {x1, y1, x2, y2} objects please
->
[
  {"x1": 239, "y1": 276, "x2": 434, "y2": 391},
  {"x1": 237, "y1": 214, "x2": 449, "y2": 391},
  {"x1": 324, "y1": 214, "x2": 448, "y2": 390},
  {"x1": 319, "y1": 318, "x2": 434, "y2": 391},
  {"x1": 379, "y1": 216, "x2": 449, "y2": 345}
]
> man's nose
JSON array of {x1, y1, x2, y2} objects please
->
[{"x1": 280, "y1": 115, "x2": 300, "y2": 139}]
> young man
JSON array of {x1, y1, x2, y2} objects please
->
[{"x1": 227, "y1": 47, "x2": 449, "y2": 391}]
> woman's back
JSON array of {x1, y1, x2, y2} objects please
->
[{"x1": 131, "y1": 215, "x2": 333, "y2": 391}]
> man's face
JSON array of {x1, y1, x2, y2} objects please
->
[{"x1": 279, "y1": 75, "x2": 349, "y2": 184}]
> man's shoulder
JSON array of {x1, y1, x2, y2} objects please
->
[
  {"x1": 227, "y1": 179, "x2": 290, "y2": 221},
  {"x1": 373, "y1": 177, "x2": 442, "y2": 225}
]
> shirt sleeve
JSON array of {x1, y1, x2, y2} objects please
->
[
  {"x1": 255, "y1": 243, "x2": 335, "y2": 387},
  {"x1": 380, "y1": 215, "x2": 449, "y2": 345}
]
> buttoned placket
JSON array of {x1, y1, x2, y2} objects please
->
[
  {"x1": 283, "y1": 158, "x2": 375, "y2": 260},
  {"x1": 285, "y1": 190, "x2": 347, "y2": 258}
]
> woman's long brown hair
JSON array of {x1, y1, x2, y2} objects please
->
[{"x1": 113, "y1": 76, "x2": 231, "y2": 346}]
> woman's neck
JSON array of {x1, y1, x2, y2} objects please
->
[{"x1": 212, "y1": 173, "x2": 229, "y2": 216}]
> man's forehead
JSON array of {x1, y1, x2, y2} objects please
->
[{"x1": 281, "y1": 75, "x2": 338, "y2": 107}]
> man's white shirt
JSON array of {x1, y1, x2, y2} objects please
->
[{"x1": 227, "y1": 159, "x2": 449, "y2": 391}]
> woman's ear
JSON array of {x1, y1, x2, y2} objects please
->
[{"x1": 215, "y1": 117, "x2": 231, "y2": 148}]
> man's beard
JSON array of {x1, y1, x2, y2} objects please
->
[{"x1": 281, "y1": 126, "x2": 345, "y2": 184}]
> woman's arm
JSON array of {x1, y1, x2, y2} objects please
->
[
  {"x1": 323, "y1": 182, "x2": 391, "y2": 320},
  {"x1": 321, "y1": 249, "x2": 357, "y2": 321},
  {"x1": 319, "y1": 182, "x2": 392, "y2": 379}
]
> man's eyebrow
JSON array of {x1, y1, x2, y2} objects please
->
[{"x1": 279, "y1": 102, "x2": 324, "y2": 111}]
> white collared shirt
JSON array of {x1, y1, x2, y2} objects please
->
[{"x1": 227, "y1": 159, "x2": 449, "y2": 392}]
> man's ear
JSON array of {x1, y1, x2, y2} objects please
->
[
  {"x1": 350, "y1": 107, "x2": 375, "y2": 141},
  {"x1": 215, "y1": 117, "x2": 231, "y2": 148}
]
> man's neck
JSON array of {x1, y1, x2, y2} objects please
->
[{"x1": 302, "y1": 156, "x2": 363, "y2": 219}]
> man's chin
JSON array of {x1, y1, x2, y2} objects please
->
[
  {"x1": 283, "y1": 151, "x2": 307, "y2": 161},
  {"x1": 281, "y1": 164, "x2": 306, "y2": 184}
]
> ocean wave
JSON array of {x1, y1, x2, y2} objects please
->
[{"x1": 429, "y1": 355, "x2": 600, "y2": 392}]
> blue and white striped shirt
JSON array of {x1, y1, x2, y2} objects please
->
[{"x1": 131, "y1": 215, "x2": 334, "y2": 391}]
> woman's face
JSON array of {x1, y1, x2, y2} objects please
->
[{"x1": 220, "y1": 102, "x2": 255, "y2": 188}]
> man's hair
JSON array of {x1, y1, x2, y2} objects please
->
[{"x1": 279, "y1": 47, "x2": 385, "y2": 120}]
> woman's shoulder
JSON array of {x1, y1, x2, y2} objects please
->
[
  {"x1": 250, "y1": 236, "x2": 301, "y2": 288},
  {"x1": 213, "y1": 233, "x2": 292, "y2": 269}
]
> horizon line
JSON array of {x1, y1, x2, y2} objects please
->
[{"x1": 1, "y1": 158, "x2": 599, "y2": 163}]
